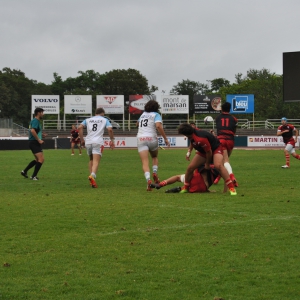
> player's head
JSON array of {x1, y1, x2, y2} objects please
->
[
  {"x1": 221, "y1": 102, "x2": 231, "y2": 113},
  {"x1": 281, "y1": 117, "x2": 287, "y2": 125},
  {"x1": 34, "y1": 107, "x2": 44, "y2": 117},
  {"x1": 178, "y1": 123, "x2": 193, "y2": 137},
  {"x1": 144, "y1": 100, "x2": 159, "y2": 113},
  {"x1": 190, "y1": 121, "x2": 196, "y2": 128},
  {"x1": 95, "y1": 107, "x2": 105, "y2": 115}
]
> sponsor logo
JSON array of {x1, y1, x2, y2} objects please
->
[
  {"x1": 33, "y1": 99, "x2": 58, "y2": 103},
  {"x1": 233, "y1": 96, "x2": 248, "y2": 111},
  {"x1": 71, "y1": 109, "x2": 85, "y2": 113},
  {"x1": 104, "y1": 96, "x2": 117, "y2": 104}
]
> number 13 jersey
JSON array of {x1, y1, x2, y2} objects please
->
[{"x1": 137, "y1": 112, "x2": 162, "y2": 138}]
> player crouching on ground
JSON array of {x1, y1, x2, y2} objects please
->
[
  {"x1": 178, "y1": 123, "x2": 237, "y2": 195},
  {"x1": 150, "y1": 165, "x2": 220, "y2": 193}
]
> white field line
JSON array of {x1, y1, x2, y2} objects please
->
[{"x1": 97, "y1": 215, "x2": 300, "y2": 236}]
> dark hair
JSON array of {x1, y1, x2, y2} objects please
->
[
  {"x1": 144, "y1": 100, "x2": 159, "y2": 113},
  {"x1": 221, "y1": 102, "x2": 231, "y2": 112},
  {"x1": 190, "y1": 121, "x2": 196, "y2": 126},
  {"x1": 178, "y1": 123, "x2": 194, "y2": 136},
  {"x1": 34, "y1": 107, "x2": 44, "y2": 115},
  {"x1": 95, "y1": 107, "x2": 105, "y2": 115}
]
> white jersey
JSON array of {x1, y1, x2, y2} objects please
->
[
  {"x1": 81, "y1": 116, "x2": 112, "y2": 144},
  {"x1": 137, "y1": 112, "x2": 162, "y2": 137}
]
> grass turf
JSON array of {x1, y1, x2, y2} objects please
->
[{"x1": 0, "y1": 148, "x2": 299, "y2": 299}]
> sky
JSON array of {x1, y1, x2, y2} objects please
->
[{"x1": 1, "y1": 0, "x2": 300, "y2": 96}]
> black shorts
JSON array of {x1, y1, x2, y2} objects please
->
[{"x1": 29, "y1": 140, "x2": 43, "y2": 154}]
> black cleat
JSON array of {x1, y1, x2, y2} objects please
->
[
  {"x1": 21, "y1": 171, "x2": 28, "y2": 178},
  {"x1": 165, "y1": 187, "x2": 182, "y2": 193},
  {"x1": 150, "y1": 183, "x2": 161, "y2": 189}
]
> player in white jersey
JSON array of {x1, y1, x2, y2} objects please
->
[
  {"x1": 136, "y1": 100, "x2": 170, "y2": 191},
  {"x1": 78, "y1": 107, "x2": 115, "y2": 188}
]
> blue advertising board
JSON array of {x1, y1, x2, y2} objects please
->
[{"x1": 226, "y1": 94, "x2": 254, "y2": 114}]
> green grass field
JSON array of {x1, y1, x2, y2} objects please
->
[{"x1": 1, "y1": 148, "x2": 300, "y2": 300}]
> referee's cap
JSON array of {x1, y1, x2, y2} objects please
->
[{"x1": 281, "y1": 117, "x2": 287, "y2": 122}]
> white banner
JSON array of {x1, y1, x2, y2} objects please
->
[
  {"x1": 160, "y1": 95, "x2": 189, "y2": 114},
  {"x1": 64, "y1": 95, "x2": 92, "y2": 114},
  {"x1": 248, "y1": 136, "x2": 299, "y2": 147},
  {"x1": 102, "y1": 136, "x2": 187, "y2": 148},
  {"x1": 96, "y1": 95, "x2": 124, "y2": 114},
  {"x1": 31, "y1": 95, "x2": 60, "y2": 114}
]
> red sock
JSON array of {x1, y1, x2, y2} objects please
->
[
  {"x1": 225, "y1": 179, "x2": 234, "y2": 189},
  {"x1": 285, "y1": 154, "x2": 290, "y2": 166},
  {"x1": 159, "y1": 180, "x2": 167, "y2": 187},
  {"x1": 294, "y1": 154, "x2": 300, "y2": 160}
]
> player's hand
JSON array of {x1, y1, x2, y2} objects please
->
[
  {"x1": 38, "y1": 139, "x2": 44, "y2": 144},
  {"x1": 165, "y1": 139, "x2": 170, "y2": 148},
  {"x1": 81, "y1": 141, "x2": 85, "y2": 148},
  {"x1": 109, "y1": 141, "x2": 115, "y2": 150},
  {"x1": 186, "y1": 151, "x2": 191, "y2": 161}
]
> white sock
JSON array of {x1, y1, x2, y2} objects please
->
[
  {"x1": 91, "y1": 172, "x2": 96, "y2": 178},
  {"x1": 224, "y1": 162, "x2": 233, "y2": 175},
  {"x1": 145, "y1": 172, "x2": 150, "y2": 181},
  {"x1": 153, "y1": 165, "x2": 158, "y2": 174}
]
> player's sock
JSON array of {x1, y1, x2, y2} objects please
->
[
  {"x1": 152, "y1": 165, "x2": 158, "y2": 174},
  {"x1": 159, "y1": 180, "x2": 167, "y2": 187},
  {"x1": 294, "y1": 154, "x2": 300, "y2": 160},
  {"x1": 32, "y1": 162, "x2": 42, "y2": 178},
  {"x1": 144, "y1": 172, "x2": 150, "y2": 181},
  {"x1": 24, "y1": 160, "x2": 37, "y2": 173},
  {"x1": 285, "y1": 154, "x2": 290, "y2": 166},
  {"x1": 225, "y1": 178, "x2": 235, "y2": 189},
  {"x1": 224, "y1": 162, "x2": 233, "y2": 176},
  {"x1": 91, "y1": 172, "x2": 96, "y2": 179}
]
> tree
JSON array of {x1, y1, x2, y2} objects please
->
[
  {"x1": 170, "y1": 79, "x2": 209, "y2": 116},
  {"x1": 209, "y1": 78, "x2": 230, "y2": 93}
]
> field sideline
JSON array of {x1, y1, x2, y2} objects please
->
[{"x1": 1, "y1": 149, "x2": 299, "y2": 300}]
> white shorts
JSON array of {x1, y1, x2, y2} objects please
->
[
  {"x1": 285, "y1": 143, "x2": 295, "y2": 154},
  {"x1": 86, "y1": 143, "x2": 104, "y2": 156},
  {"x1": 137, "y1": 137, "x2": 158, "y2": 152},
  {"x1": 180, "y1": 174, "x2": 185, "y2": 183}
]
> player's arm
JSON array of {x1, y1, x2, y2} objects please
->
[
  {"x1": 156, "y1": 122, "x2": 170, "y2": 147},
  {"x1": 293, "y1": 128, "x2": 298, "y2": 143},
  {"x1": 107, "y1": 127, "x2": 115, "y2": 150},
  {"x1": 205, "y1": 150, "x2": 212, "y2": 170},
  {"x1": 77, "y1": 124, "x2": 85, "y2": 147}
]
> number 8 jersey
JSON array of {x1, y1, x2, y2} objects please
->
[
  {"x1": 81, "y1": 116, "x2": 112, "y2": 144},
  {"x1": 137, "y1": 112, "x2": 162, "y2": 137}
]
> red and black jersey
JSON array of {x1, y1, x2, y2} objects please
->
[
  {"x1": 278, "y1": 124, "x2": 295, "y2": 144},
  {"x1": 191, "y1": 129, "x2": 220, "y2": 154},
  {"x1": 215, "y1": 112, "x2": 237, "y2": 140},
  {"x1": 71, "y1": 129, "x2": 80, "y2": 139}
]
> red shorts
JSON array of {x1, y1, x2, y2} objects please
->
[
  {"x1": 71, "y1": 139, "x2": 81, "y2": 144},
  {"x1": 219, "y1": 139, "x2": 234, "y2": 153},
  {"x1": 189, "y1": 169, "x2": 208, "y2": 193},
  {"x1": 196, "y1": 145, "x2": 223, "y2": 159}
]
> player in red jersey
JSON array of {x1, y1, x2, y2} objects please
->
[
  {"x1": 70, "y1": 124, "x2": 82, "y2": 155},
  {"x1": 277, "y1": 117, "x2": 300, "y2": 168},
  {"x1": 213, "y1": 102, "x2": 238, "y2": 186},
  {"x1": 150, "y1": 165, "x2": 220, "y2": 193},
  {"x1": 178, "y1": 123, "x2": 237, "y2": 195}
]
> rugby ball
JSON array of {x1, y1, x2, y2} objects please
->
[{"x1": 204, "y1": 116, "x2": 214, "y2": 124}]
